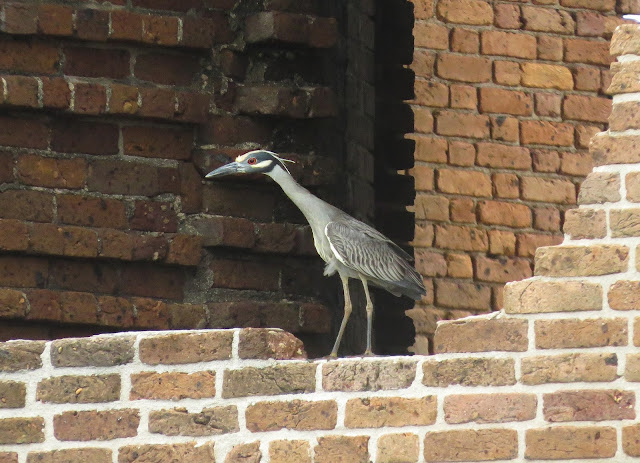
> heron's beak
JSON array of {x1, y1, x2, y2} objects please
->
[{"x1": 205, "y1": 162, "x2": 244, "y2": 178}]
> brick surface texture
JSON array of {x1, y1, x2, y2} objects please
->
[{"x1": 407, "y1": 0, "x2": 632, "y2": 353}]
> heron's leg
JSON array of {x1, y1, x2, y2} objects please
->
[
  {"x1": 359, "y1": 275, "x2": 374, "y2": 356},
  {"x1": 330, "y1": 274, "x2": 351, "y2": 358}
]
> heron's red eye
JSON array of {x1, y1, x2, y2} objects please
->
[{"x1": 248, "y1": 157, "x2": 257, "y2": 165}]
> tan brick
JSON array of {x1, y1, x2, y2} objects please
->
[
  {"x1": 611, "y1": 209, "x2": 640, "y2": 238},
  {"x1": 51, "y1": 336, "x2": 135, "y2": 368},
  {"x1": 475, "y1": 256, "x2": 532, "y2": 283},
  {"x1": 411, "y1": 49, "x2": 434, "y2": 78},
  {"x1": 2, "y1": 452, "x2": 19, "y2": 463},
  {"x1": 0, "y1": 340, "x2": 45, "y2": 372},
  {"x1": 445, "y1": 393, "x2": 537, "y2": 424},
  {"x1": 223, "y1": 363, "x2": 315, "y2": 398},
  {"x1": 0, "y1": 417, "x2": 44, "y2": 444},
  {"x1": 535, "y1": 245, "x2": 629, "y2": 277},
  {"x1": 270, "y1": 440, "x2": 311, "y2": 463},
  {"x1": 544, "y1": 390, "x2": 635, "y2": 422},
  {"x1": 482, "y1": 30, "x2": 537, "y2": 58},
  {"x1": 434, "y1": 318, "x2": 527, "y2": 353},
  {"x1": 139, "y1": 331, "x2": 232, "y2": 365},
  {"x1": 563, "y1": 94, "x2": 611, "y2": 123},
  {"x1": 149, "y1": 406, "x2": 238, "y2": 436},
  {"x1": 450, "y1": 197, "x2": 476, "y2": 223},
  {"x1": 37, "y1": 375, "x2": 120, "y2": 404},
  {"x1": 526, "y1": 426, "x2": 616, "y2": 459},
  {"x1": 54, "y1": 409, "x2": 139, "y2": 441},
  {"x1": 413, "y1": 81, "x2": 448, "y2": 107},
  {"x1": 423, "y1": 357, "x2": 515, "y2": 387},
  {"x1": 522, "y1": 176, "x2": 576, "y2": 204},
  {"x1": 412, "y1": 107, "x2": 433, "y2": 134},
  {"x1": 536, "y1": 318, "x2": 627, "y2": 349},
  {"x1": 376, "y1": 433, "x2": 419, "y2": 463},
  {"x1": 224, "y1": 442, "x2": 260, "y2": 463},
  {"x1": 610, "y1": 100, "x2": 640, "y2": 132},
  {"x1": 436, "y1": 111, "x2": 490, "y2": 138},
  {"x1": 436, "y1": 54, "x2": 491, "y2": 83},
  {"x1": 118, "y1": 442, "x2": 216, "y2": 463},
  {"x1": 435, "y1": 0, "x2": 493, "y2": 25},
  {"x1": 476, "y1": 143, "x2": 530, "y2": 170},
  {"x1": 538, "y1": 35, "x2": 564, "y2": 61},
  {"x1": 494, "y1": 60, "x2": 521, "y2": 86},
  {"x1": 494, "y1": 3, "x2": 521, "y2": 29},
  {"x1": 611, "y1": 24, "x2": 640, "y2": 56},
  {"x1": 415, "y1": 195, "x2": 449, "y2": 221},
  {"x1": 626, "y1": 172, "x2": 640, "y2": 203},
  {"x1": 591, "y1": 133, "x2": 640, "y2": 166},
  {"x1": 26, "y1": 449, "x2": 112, "y2": 463},
  {"x1": 489, "y1": 229, "x2": 516, "y2": 255},
  {"x1": 345, "y1": 396, "x2": 436, "y2": 428},
  {"x1": 130, "y1": 371, "x2": 216, "y2": 400},
  {"x1": 437, "y1": 169, "x2": 491, "y2": 197},
  {"x1": 517, "y1": 233, "x2": 562, "y2": 258},
  {"x1": 636, "y1": 318, "x2": 640, "y2": 346},
  {"x1": 609, "y1": 60, "x2": 640, "y2": 94},
  {"x1": 435, "y1": 224, "x2": 488, "y2": 251},
  {"x1": 245, "y1": 400, "x2": 336, "y2": 432},
  {"x1": 521, "y1": 63, "x2": 574, "y2": 90},
  {"x1": 609, "y1": 281, "x2": 640, "y2": 310},
  {"x1": 623, "y1": 423, "x2": 640, "y2": 456},
  {"x1": 521, "y1": 353, "x2": 619, "y2": 385},
  {"x1": 314, "y1": 436, "x2": 369, "y2": 463},
  {"x1": 561, "y1": 0, "x2": 614, "y2": 9},
  {"x1": 424, "y1": 429, "x2": 518, "y2": 461},
  {"x1": 579, "y1": 172, "x2": 620, "y2": 204},
  {"x1": 412, "y1": 135, "x2": 447, "y2": 163},
  {"x1": 505, "y1": 279, "x2": 602, "y2": 314},
  {"x1": 435, "y1": 279, "x2": 492, "y2": 310},
  {"x1": 520, "y1": 120, "x2": 574, "y2": 146},
  {"x1": 446, "y1": 253, "x2": 473, "y2": 278},
  {"x1": 522, "y1": 5, "x2": 574, "y2": 34},
  {"x1": 323, "y1": 359, "x2": 416, "y2": 391},
  {"x1": 627, "y1": 354, "x2": 640, "y2": 381},
  {"x1": 413, "y1": 22, "x2": 448, "y2": 49},
  {"x1": 448, "y1": 140, "x2": 475, "y2": 165},
  {"x1": 563, "y1": 208, "x2": 607, "y2": 239},
  {"x1": 238, "y1": 328, "x2": 306, "y2": 360},
  {"x1": 535, "y1": 206, "x2": 561, "y2": 231},
  {"x1": 478, "y1": 200, "x2": 531, "y2": 228},
  {"x1": 479, "y1": 87, "x2": 532, "y2": 116},
  {"x1": 0, "y1": 381, "x2": 25, "y2": 409}
]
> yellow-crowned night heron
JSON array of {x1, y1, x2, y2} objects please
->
[{"x1": 206, "y1": 150, "x2": 426, "y2": 356}]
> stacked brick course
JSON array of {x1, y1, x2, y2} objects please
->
[{"x1": 407, "y1": 0, "x2": 639, "y2": 353}]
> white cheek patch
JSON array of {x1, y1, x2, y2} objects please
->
[
  {"x1": 235, "y1": 153, "x2": 250, "y2": 163},
  {"x1": 254, "y1": 160, "x2": 272, "y2": 169}
]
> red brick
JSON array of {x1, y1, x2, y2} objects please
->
[
  {"x1": 411, "y1": 49, "x2": 435, "y2": 77},
  {"x1": 414, "y1": 22, "x2": 448, "y2": 49},
  {"x1": 449, "y1": 85, "x2": 477, "y2": 110},
  {"x1": 142, "y1": 16, "x2": 179, "y2": 46},
  {"x1": 139, "y1": 87, "x2": 176, "y2": 119},
  {"x1": 437, "y1": 169, "x2": 491, "y2": 197},
  {"x1": 521, "y1": 176, "x2": 576, "y2": 204},
  {"x1": 565, "y1": 38, "x2": 612, "y2": 65},
  {"x1": 4, "y1": 75, "x2": 38, "y2": 108},
  {"x1": 477, "y1": 142, "x2": 531, "y2": 170},
  {"x1": 175, "y1": 92, "x2": 210, "y2": 123},
  {"x1": 436, "y1": 111, "x2": 490, "y2": 138},
  {"x1": 413, "y1": 107, "x2": 434, "y2": 133},
  {"x1": 522, "y1": 5, "x2": 575, "y2": 34},
  {"x1": 478, "y1": 200, "x2": 532, "y2": 228},
  {"x1": 120, "y1": 264, "x2": 184, "y2": 300},
  {"x1": 75, "y1": 9, "x2": 109, "y2": 41},
  {"x1": 489, "y1": 230, "x2": 516, "y2": 256},
  {"x1": 563, "y1": 94, "x2": 611, "y2": 123},
  {"x1": 574, "y1": 66, "x2": 601, "y2": 91},
  {"x1": 491, "y1": 115, "x2": 519, "y2": 142},
  {"x1": 73, "y1": 83, "x2": 107, "y2": 115},
  {"x1": 135, "y1": 52, "x2": 199, "y2": 86},
  {"x1": 561, "y1": 0, "x2": 615, "y2": 9},
  {"x1": 450, "y1": 198, "x2": 476, "y2": 223},
  {"x1": 494, "y1": 4, "x2": 521, "y2": 29},
  {"x1": 435, "y1": 279, "x2": 492, "y2": 310},
  {"x1": 561, "y1": 152, "x2": 592, "y2": 176},
  {"x1": 494, "y1": 60, "x2": 521, "y2": 85},
  {"x1": 517, "y1": 233, "x2": 562, "y2": 258},
  {"x1": 41, "y1": 77, "x2": 71, "y2": 109},
  {"x1": 64, "y1": 47, "x2": 129, "y2": 79},
  {"x1": 436, "y1": 0, "x2": 493, "y2": 25},
  {"x1": 415, "y1": 249, "x2": 447, "y2": 276},
  {"x1": 2, "y1": 3, "x2": 38, "y2": 34},
  {"x1": 51, "y1": 120, "x2": 119, "y2": 156},
  {"x1": 109, "y1": 10, "x2": 143, "y2": 41},
  {"x1": 0, "y1": 190, "x2": 54, "y2": 222},
  {"x1": 535, "y1": 93, "x2": 562, "y2": 117},
  {"x1": 521, "y1": 63, "x2": 574, "y2": 90},
  {"x1": 109, "y1": 84, "x2": 139, "y2": 115},
  {"x1": 130, "y1": 201, "x2": 177, "y2": 233},
  {"x1": 521, "y1": 120, "x2": 574, "y2": 146},
  {"x1": 0, "y1": 38, "x2": 59, "y2": 74},
  {"x1": 413, "y1": 136, "x2": 447, "y2": 162},
  {"x1": 413, "y1": 81, "x2": 448, "y2": 107},
  {"x1": 475, "y1": 256, "x2": 532, "y2": 283},
  {"x1": 57, "y1": 195, "x2": 127, "y2": 229},
  {"x1": 436, "y1": 54, "x2": 492, "y2": 83},
  {"x1": 211, "y1": 259, "x2": 279, "y2": 291},
  {"x1": 87, "y1": 159, "x2": 178, "y2": 196},
  {"x1": 479, "y1": 87, "x2": 532, "y2": 116},
  {"x1": 532, "y1": 148, "x2": 561, "y2": 173},
  {"x1": 538, "y1": 35, "x2": 564, "y2": 61},
  {"x1": 451, "y1": 28, "x2": 479, "y2": 53},
  {"x1": 0, "y1": 116, "x2": 49, "y2": 150},
  {"x1": 445, "y1": 393, "x2": 537, "y2": 423},
  {"x1": 122, "y1": 126, "x2": 193, "y2": 161},
  {"x1": 482, "y1": 30, "x2": 537, "y2": 58},
  {"x1": 435, "y1": 224, "x2": 488, "y2": 251},
  {"x1": 182, "y1": 14, "x2": 233, "y2": 48},
  {"x1": 493, "y1": 173, "x2": 519, "y2": 199},
  {"x1": 415, "y1": 195, "x2": 449, "y2": 221}
]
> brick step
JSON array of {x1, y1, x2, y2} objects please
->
[
  {"x1": 0, "y1": 219, "x2": 203, "y2": 266},
  {"x1": 0, "y1": 286, "x2": 331, "y2": 334},
  {"x1": 245, "y1": 12, "x2": 337, "y2": 48},
  {"x1": 0, "y1": 75, "x2": 211, "y2": 124},
  {"x1": 0, "y1": 3, "x2": 232, "y2": 49},
  {"x1": 235, "y1": 85, "x2": 337, "y2": 118}
]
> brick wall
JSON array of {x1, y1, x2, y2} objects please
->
[
  {"x1": 406, "y1": 0, "x2": 640, "y2": 353},
  {"x1": 0, "y1": 0, "x2": 369, "y2": 355}
]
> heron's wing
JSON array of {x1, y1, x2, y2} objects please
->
[
  {"x1": 325, "y1": 220, "x2": 417, "y2": 285},
  {"x1": 331, "y1": 218, "x2": 414, "y2": 261}
]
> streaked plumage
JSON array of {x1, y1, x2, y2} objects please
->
[{"x1": 206, "y1": 150, "x2": 426, "y2": 356}]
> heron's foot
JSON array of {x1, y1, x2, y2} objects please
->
[
  {"x1": 327, "y1": 351, "x2": 338, "y2": 359},
  {"x1": 363, "y1": 348, "x2": 374, "y2": 357}
]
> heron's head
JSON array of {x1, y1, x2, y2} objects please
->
[{"x1": 205, "y1": 150, "x2": 294, "y2": 179}]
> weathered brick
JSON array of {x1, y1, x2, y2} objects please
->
[
  {"x1": 223, "y1": 364, "x2": 315, "y2": 398},
  {"x1": 450, "y1": 197, "x2": 476, "y2": 223},
  {"x1": 434, "y1": 318, "x2": 528, "y2": 353},
  {"x1": 149, "y1": 406, "x2": 238, "y2": 436},
  {"x1": 505, "y1": 280, "x2": 602, "y2": 314},
  {"x1": 526, "y1": 426, "x2": 616, "y2": 459},
  {"x1": 0, "y1": 38, "x2": 59, "y2": 74},
  {"x1": 0, "y1": 381, "x2": 26, "y2": 408},
  {"x1": 591, "y1": 133, "x2": 640, "y2": 166},
  {"x1": 26, "y1": 449, "x2": 112, "y2": 463},
  {"x1": 477, "y1": 142, "x2": 530, "y2": 170},
  {"x1": 535, "y1": 245, "x2": 629, "y2": 277},
  {"x1": 579, "y1": 172, "x2": 620, "y2": 204},
  {"x1": 563, "y1": 94, "x2": 611, "y2": 123},
  {"x1": 522, "y1": 5, "x2": 574, "y2": 33},
  {"x1": 544, "y1": 390, "x2": 635, "y2": 422},
  {"x1": 626, "y1": 172, "x2": 640, "y2": 203},
  {"x1": 482, "y1": 30, "x2": 537, "y2": 59},
  {"x1": 521, "y1": 63, "x2": 574, "y2": 90},
  {"x1": 246, "y1": 400, "x2": 336, "y2": 432},
  {"x1": 0, "y1": 341, "x2": 45, "y2": 372},
  {"x1": 436, "y1": 0, "x2": 493, "y2": 25},
  {"x1": 414, "y1": 22, "x2": 448, "y2": 49},
  {"x1": 520, "y1": 120, "x2": 574, "y2": 146},
  {"x1": 122, "y1": 126, "x2": 193, "y2": 161},
  {"x1": 51, "y1": 336, "x2": 135, "y2": 368},
  {"x1": 238, "y1": 328, "x2": 306, "y2": 360},
  {"x1": 424, "y1": 429, "x2": 518, "y2": 461},
  {"x1": 521, "y1": 176, "x2": 576, "y2": 204},
  {"x1": 17, "y1": 154, "x2": 85, "y2": 189},
  {"x1": 521, "y1": 353, "x2": 618, "y2": 385},
  {"x1": 435, "y1": 224, "x2": 488, "y2": 251},
  {"x1": 475, "y1": 256, "x2": 532, "y2": 283},
  {"x1": 444, "y1": 393, "x2": 537, "y2": 424},
  {"x1": 36, "y1": 375, "x2": 120, "y2": 403},
  {"x1": 451, "y1": 29, "x2": 479, "y2": 54},
  {"x1": 269, "y1": 440, "x2": 311, "y2": 463},
  {"x1": 446, "y1": 253, "x2": 473, "y2": 278},
  {"x1": 610, "y1": 209, "x2": 640, "y2": 237},
  {"x1": 563, "y1": 209, "x2": 606, "y2": 240},
  {"x1": 435, "y1": 279, "x2": 492, "y2": 310},
  {"x1": 535, "y1": 93, "x2": 562, "y2": 118},
  {"x1": 314, "y1": 436, "x2": 369, "y2": 463},
  {"x1": 478, "y1": 200, "x2": 531, "y2": 228},
  {"x1": 345, "y1": 396, "x2": 436, "y2": 428},
  {"x1": 323, "y1": 359, "x2": 416, "y2": 391},
  {"x1": 423, "y1": 357, "x2": 515, "y2": 387},
  {"x1": 517, "y1": 233, "x2": 562, "y2": 258},
  {"x1": 139, "y1": 331, "x2": 232, "y2": 365},
  {"x1": 413, "y1": 81, "x2": 448, "y2": 106},
  {"x1": 377, "y1": 433, "x2": 419, "y2": 463},
  {"x1": 623, "y1": 423, "x2": 640, "y2": 456},
  {"x1": 436, "y1": 54, "x2": 492, "y2": 83},
  {"x1": 538, "y1": 35, "x2": 564, "y2": 61},
  {"x1": 437, "y1": 169, "x2": 491, "y2": 197},
  {"x1": 118, "y1": 443, "x2": 215, "y2": 463},
  {"x1": 494, "y1": 3, "x2": 521, "y2": 29},
  {"x1": 609, "y1": 280, "x2": 640, "y2": 310},
  {"x1": 4, "y1": 75, "x2": 38, "y2": 107},
  {"x1": 53, "y1": 409, "x2": 139, "y2": 441},
  {"x1": 536, "y1": 318, "x2": 628, "y2": 349},
  {"x1": 489, "y1": 230, "x2": 516, "y2": 255},
  {"x1": 0, "y1": 418, "x2": 43, "y2": 444},
  {"x1": 413, "y1": 136, "x2": 447, "y2": 162},
  {"x1": 565, "y1": 38, "x2": 612, "y2": 65},
  {"x1": 627, "y1": 354, "x2": 640, "y2": 381},
  {"x1": 130, "y1": 371, "x2": 216, "y2": 400}
]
